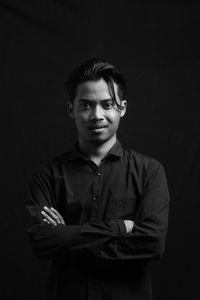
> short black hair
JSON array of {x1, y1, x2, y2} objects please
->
[{"x1": 65, "y1": 58, "x2": 128, "y2": 110}]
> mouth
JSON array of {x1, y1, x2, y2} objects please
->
[
  {"x1": 88, "y1": 124, "x2": 108, "y2": 130},
  {"x1": 87, "y1": 124, "x2": 108, "y2": 133}
]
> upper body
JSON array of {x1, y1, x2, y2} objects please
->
[{"x1": 26, "y1": 58, "x2": 170, "y2": 300}]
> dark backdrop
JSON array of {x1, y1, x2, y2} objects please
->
[{"x1": 1, "y1": 1, "x2": 200, "y2": 299}]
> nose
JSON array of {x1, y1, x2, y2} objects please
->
[{"x1": 90, "y1": 105, "x2": 104, "y2": 120}]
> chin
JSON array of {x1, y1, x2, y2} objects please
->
[
  {"x1": 88, "y1": 134, "x2": 115, "y2": 145},
  {"x1": 89, "y1": 137, "x2": 106, "y2": 145}
]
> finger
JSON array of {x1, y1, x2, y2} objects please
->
[
  {"x1": 43, "y1": 218, "x2": 50, "y2": 224},
  {"x1": 48, "y1": 207, "x2": 65, "y2": 225},
  {"x1": 50, "y1": 207, "x2": 61, "y2": 217},
  {"x1": 41, "y1": 211, "x2": 57, "y2": 226},
  {"x1": 50, "y1": 207, "x2": 65, "y2": 224},
  {"x1": 43, "y1": 207, "x2": 61, "y2": 224}
]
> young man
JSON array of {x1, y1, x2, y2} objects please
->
[{"x1": 26, "y1": 58, "x2": 169, "y2": 300}]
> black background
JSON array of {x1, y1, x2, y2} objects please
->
[{"x1": 1, "y1": 1, "x2": 200, "y2": 299}]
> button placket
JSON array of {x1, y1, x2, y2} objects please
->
[{"x1": 90, "y1": 167, "x2": 103, "y2": 222}]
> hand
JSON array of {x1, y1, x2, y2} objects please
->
[
  {"x1": 41, "y1": 206, "x2": 65, "y2": 226},
  {"x1": 124, "y1": 220, "x2": 134, "y2": 233}
]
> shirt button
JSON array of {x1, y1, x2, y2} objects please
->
[
  {"x1": 97, "y1": 172, "x2": 101, "y2": 176},
  {"x1": 93, "y1": 196, "x2": 96, "y2": 201}
]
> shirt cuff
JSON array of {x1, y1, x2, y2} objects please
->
[{"x1": 115, "y1": 219, "x2": 127, "y2": 234}]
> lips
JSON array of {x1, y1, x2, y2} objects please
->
[{"x1": 88, "y1": 124, "x2": 108, "y2": 130}]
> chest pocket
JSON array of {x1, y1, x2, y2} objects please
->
[{"x1": 106, "y1": 195, "x2": 139, "y2": 220}]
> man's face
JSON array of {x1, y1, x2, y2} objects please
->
[{"x1": 68, "y1": 78, "x2": 127, "y2": 145}]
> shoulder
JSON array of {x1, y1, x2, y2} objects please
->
[
  {"x1": 123, "y1": 146, "x2": 163, "y2": 168},
  {"x1": 123, "y1": 146, "x2": 168, "y2": 192},
  {"x1": 121, "y1": 145, "x2": 166, "y2": 182},
  {"x1": 31, "y1": 151, "x2": 72, "y2": 180}
]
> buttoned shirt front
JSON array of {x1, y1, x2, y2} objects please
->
[{"x1": 26, "y1": 140, "x2": 169, "y2": 300}]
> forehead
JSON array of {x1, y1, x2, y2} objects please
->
[{"x1": 75, "y1": 79, "x2": 118, "y2": 100}]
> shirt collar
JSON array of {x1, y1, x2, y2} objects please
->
[
  {"x1": 67, "y1": 139, "x2": 123, "y2": 161},
  {"x1": 106, "y1": 139, "x2": 123, "y2": 158}
]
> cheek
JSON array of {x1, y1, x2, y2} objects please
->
[
  {"x1": 75, "y1": 111, "x2": 87, "y2": 121},
  {"x1": 107, "y1": 111, "x2": 121, "y2": 124}
]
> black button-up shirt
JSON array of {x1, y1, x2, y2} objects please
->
[{"x1": 26, "y1": 140, "x2": 169, "y2": 300}]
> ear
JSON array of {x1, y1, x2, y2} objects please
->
[
  {"x1": 67, "y1": 101, "x2": 74, "y2": 119},
  {"x1": 120, "y1": 100, "x2": 127, "y2": 118}
]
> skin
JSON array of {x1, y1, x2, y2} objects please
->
[
  {"x1": 68, "y1": 78, "x2": 127, "y2": 165},
  {"x1": 41, "y1": 78, "x2": 134, "y2": 233}
]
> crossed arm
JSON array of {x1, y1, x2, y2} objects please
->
[
  {"x1": 27, "y1": 162, "x2": 169, "y2": 261},
  {"x1": 41, "y1": 206, "x2": 134, "y2": 233}
]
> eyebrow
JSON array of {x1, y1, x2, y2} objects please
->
[{"x1": 79, "y1": 98, "x2": 114, "y2": 103}]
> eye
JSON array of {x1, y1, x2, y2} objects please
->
[
  {"x1": 102, "y1": 101, "x2": 114, "y2": 110},
  {"x1": 80, "y1": 103, "x2": 91, "y2": 110}
]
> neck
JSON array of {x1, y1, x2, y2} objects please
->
[{"x1": 78, "y1": 135, "x2": 117, "y2": 163}]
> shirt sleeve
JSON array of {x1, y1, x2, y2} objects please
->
[
  {"x1": 92, "y1": 161, "x2": 170, "y2": 261},
  {"x1": 26, "y1": 169, "x2": 124, "y2": 260},
  {"x1": 26, "y1": 161, "x2": 169, "y2": 262}
]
